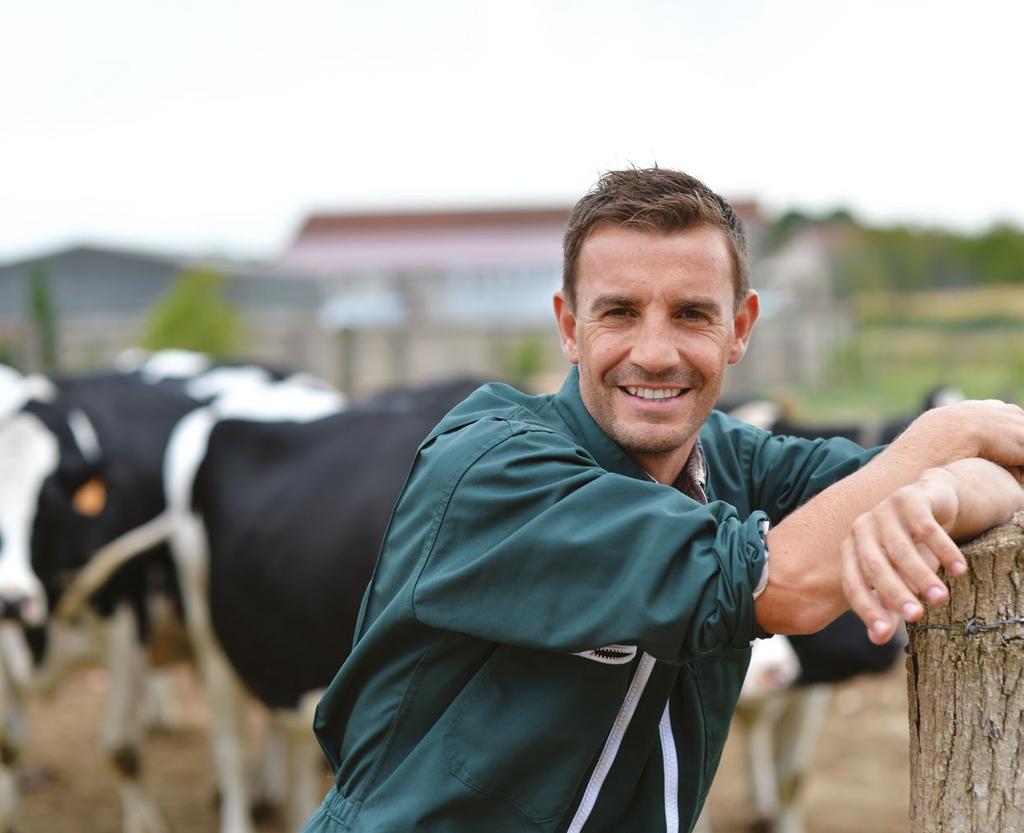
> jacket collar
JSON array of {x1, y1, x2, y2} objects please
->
[{"x1": 551, "y1": 367, "x2": 706, "y2": 493}]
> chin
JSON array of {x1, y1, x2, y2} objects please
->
[{"x1": 617, "y1": 429, "x2": 692, "y2": 458}]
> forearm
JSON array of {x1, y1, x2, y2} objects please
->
[
  {"x1": 756, "y1": 402, "x2": 1024, "y2": 636},
  {"x1": 756, "y1": 440, "x2": 955, "y2": 634},
  {"x1": 930, "y1": 458, "x2": 1024, "y2": 540}
]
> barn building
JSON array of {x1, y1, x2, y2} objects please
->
[{"x1": 0, "y1": 202, "x2": 849, "y2": 395}]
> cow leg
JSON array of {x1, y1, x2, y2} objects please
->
[
  {"x1": 140, "y1": 669, "x2": 183, "y2": 733},
  {"x1": 103, "y1": 602, "x2": 170, "y2": 833},
  {"x1": 281, "y1": 725, "x2": 323, "y2": 832},
  {"x1": 276, "y1": 691, "x2": 328, "y2": 832},
  {"x1": 0, "y1": 630, "x2": 26, "y2": 833},
  {"x1": 200, "y1": 649, "x2": 252, "y2": 833},
  {"x1": 172, "y1": 513, "x2": 254, "y2": 833},
  {"x1": 251, "y1": 719, "x2": 286, "y2": 820},
  {"x1": 732, "y1": 693, "x2": 789, "y2": 829},
  {"x1": 141, "y1": 584, "x2": 190, "y2": 733},
  {"x1": 767, "y1": 685, "x2": 831, "y2": 833}
]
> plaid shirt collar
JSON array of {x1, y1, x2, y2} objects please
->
[{"x1": 677, "y1": 437, "x2": 709, "y2": 504}]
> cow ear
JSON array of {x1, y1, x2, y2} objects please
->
[{"x1": 72, "y1": 478, "x2": 107, "y2": 517}]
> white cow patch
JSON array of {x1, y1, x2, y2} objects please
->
[
  {"x1": 0, "y1": 366, "x2": 23, "y2": 422},
  {"x1": 209, "y1": 381, "x2": 344, "y2": 423},
  {"x1": 0, "y1": 413, "x2": 59, "y2": 625},
  {"x1": 741, "y1": 636, "x2": 801, "y2": 702},
  {"x1": 727, "y1": 399, "x2": 783, "y2": 431},
  {"x1": 184, "y1": 366, "x2": 276, "y2": 400},
  {"x1": 0, "y1": 371, "x2": 56, "y2": 424},
  {"x1": 66, "y1": 408, "x2": 102, "y2": 463},
  {"x1": 137, "y1": 349, "x2": 213, "y2": 382}
]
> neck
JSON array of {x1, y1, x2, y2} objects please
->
[{"x1": 631, "y1": 440, "x2": 696, "y2": 485}]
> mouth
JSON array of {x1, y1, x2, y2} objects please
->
[{"x1": 621, "y1": 385, "x2": 688, "y2": 402}]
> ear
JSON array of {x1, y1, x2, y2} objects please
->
[
  {"x1": 553, "y1": 291, "x2": 580, "y2": 365},
  {"x1": 728, "y1": 291, "x2": 760, "y2": 365}
]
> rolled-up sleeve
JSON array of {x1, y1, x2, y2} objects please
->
[{"x1": 411, "y1": 427, "x2": 768, "y2": 664}]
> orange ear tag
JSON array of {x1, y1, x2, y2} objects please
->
[{"x1": 72, "y1": 478, "x2": 107, "y2": 517}]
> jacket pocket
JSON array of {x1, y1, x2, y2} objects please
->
[
  {"x1": 693, "y1": 647, "x2": 750, "y2": 791},
  {"x1": 443, "y1": 645, "x2": 631, "y2": 825}
]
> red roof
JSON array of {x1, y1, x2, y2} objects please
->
[
  {"x1": 281, "y1": 202, "x2": 764, "y2": 274},
  {"x1": 297, "y1": 207, "x2": 572, "y2": 236}
]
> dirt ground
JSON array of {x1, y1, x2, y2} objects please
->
[{"x1": 18, "y1": 662, "x2": 910, "y2": 833}]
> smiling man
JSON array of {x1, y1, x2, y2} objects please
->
[
  {"x1": 554, "y1": 221, "x2": 758, "y2": 485},
  {"x1": 303, "y1": 168, "x2": 1024, "y2": 833}
]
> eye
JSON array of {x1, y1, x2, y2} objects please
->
[
  {"x1": 605, "y1": 307, "x2": 635, "y2": 319},
  {"x1": 679, "y1": 307, "x2": 711, "y2": 323}
]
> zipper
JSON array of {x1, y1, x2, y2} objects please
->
[
  {"x1": 572, "y1": 644, "x2": 638, "y2": 665},
  {"x1": 566, "y1": 653, "x2": 656, "y2": 833},
  {"x1": 567, "y1": 447, "x2": 699, "y2": 831},
  {"x1": 659, "y1": 704, "x2": 679, "y2": 833}
]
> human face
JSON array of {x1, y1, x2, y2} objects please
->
[{"x1": 554, "y1": 223, "x2": 759, "y2": 484}]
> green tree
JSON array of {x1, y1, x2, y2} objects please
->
[
  {"x1": 967, "y1": 223, "x2": 1024, "y2": 285},
  {"x1": 28, "y1": 264, "x2": 59, "y2": 371},
  {"x1": 501, "y1": 333, "x2": 547, "y2": 388},
  {"x1": 143, "y1": 267, "x2": 243, "y2": 357}
]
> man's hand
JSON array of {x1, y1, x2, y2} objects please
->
[
  {"x1": 898, "y1": 400, "x2": 1024, "y2": 468},
  {"x1": 841, "y1": 458, "x2": 1024, "y2": 645}
]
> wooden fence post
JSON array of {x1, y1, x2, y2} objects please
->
[{"x1": 906, "y1": 511, "x2": 1024, "y2": 832}]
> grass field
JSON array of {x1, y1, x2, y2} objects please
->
[{"x1": 772, "y1": 286, "x2": 1024, "y2": 419}]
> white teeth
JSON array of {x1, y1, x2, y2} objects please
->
[{"x1": 624, "y1": 386, "x2": 683, "y2": 400}]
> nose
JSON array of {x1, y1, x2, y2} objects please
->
[
  {"x1": 629, "y1": 318, "x2": 678, "y2": 374},
  {"x1": 0, "y1": 594, "x2": 33, "y2": 624}
]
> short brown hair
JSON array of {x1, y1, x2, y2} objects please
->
[{"x1": 562, "y1": 167, "x2": 749, "y2": 310}]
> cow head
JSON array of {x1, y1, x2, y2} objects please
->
[
  {"x1": 0, "y1": 392, "x2": 124, "y2": 628},
  {"x1": 0, "y1": 410, "x2": 60, "y2": 625}
]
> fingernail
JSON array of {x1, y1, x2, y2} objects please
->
[
  {"x1": 871, "y1": 620, "x2": 889, "y2": 638},
  {"x1": 926, "y1": 585, "x2": 947, "y2": 604},
  {"x1": 950, "y1": 560, "x2": 967, "y2": 577},
  {"x1": 901, "y1": 601, "x2": 923, "y2": 619}
]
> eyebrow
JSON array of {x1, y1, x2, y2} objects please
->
[
  {"x1": 674, "y1": 299, "x2": 725, "y2": 317},
  {"x1": 589, "y1": 294, "x2": 638, "y2": 313}
]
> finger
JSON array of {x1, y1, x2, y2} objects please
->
[
  {"x1": 910, "y1": 508, "x2": 968, "y2": 579},
  {"x1": 841, "y1": 537, "x2": 902, "y2": 644},
  {"x1": 902, "y1": 543, "x2": 948, "y2": 607},
  {"x1": 873, "y1": 494, "x2": 954, "y2": 603},
  {"x1": 914, "y1": 541, "x2": 941, "y2": 572},
  {"x1": 849, "y1": 513, "x2": 925, "y2": 621}
]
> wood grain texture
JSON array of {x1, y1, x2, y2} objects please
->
[{"x1": 907, "y1": 511, "x2": 1024, "y2": 833}]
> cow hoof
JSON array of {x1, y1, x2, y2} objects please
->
[
  {"x1": 112, "y1": 745, "x2": 141, "y2": 778},
  {"x1": 250, "y1": 797, "x2": 280, "y2": 824}
]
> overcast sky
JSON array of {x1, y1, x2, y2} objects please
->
[{"x1": 4, "y1": 0, "x2": 1023, "y2": 263}]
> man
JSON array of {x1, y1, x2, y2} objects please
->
[{"x1": 303, "y1": 169, "x2": 1024, "y2": 833}]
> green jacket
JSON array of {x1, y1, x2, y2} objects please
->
[{"x1": 304, "y1": 370, "x2": 878, "y2": 833}]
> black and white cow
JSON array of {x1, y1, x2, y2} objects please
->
[
  {"x1": 0, "y1": 359, "x2": 336, "y2": 833},
  {"x1": 0, "y1": 369, "x2": 203, "y2": 833},
  {"x1": 722, "y1": 385, "x2": 966, "y2": 448},
  {"x1": 156, "y1": 377, "x2": 485, "y2": 833}
]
